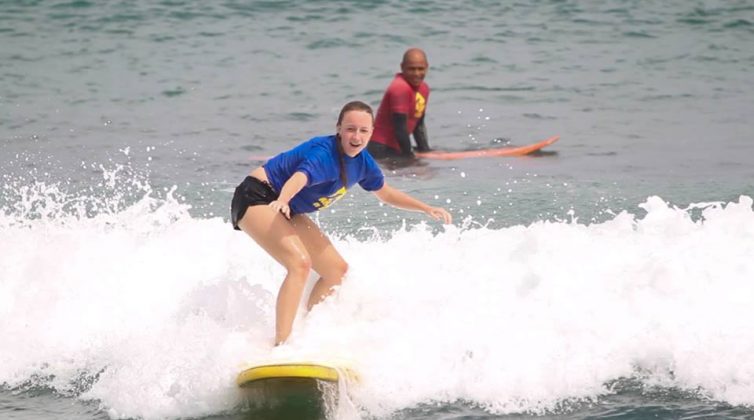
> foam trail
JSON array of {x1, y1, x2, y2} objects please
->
[{"x1": 1, "y1": 182, "x2": 753, "y2": 418}]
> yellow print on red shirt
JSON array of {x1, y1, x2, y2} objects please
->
[
  {"x1": 312, "y1": 186, "x2": 347, "y2": 209},
  {"x1": 414, "y1": 92, "x2": 426, "y2": 118}
]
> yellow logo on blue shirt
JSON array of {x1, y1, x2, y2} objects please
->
[
  {"x1": 414, "y1": 92, "x2": 426, "y2": 118},
  {"x1": 312, "y1": 186, "x2": 347, "y2": 209}
]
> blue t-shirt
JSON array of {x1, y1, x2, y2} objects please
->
[{"x1": 263, "y1": 135, "x2": 385, "y2": 214}]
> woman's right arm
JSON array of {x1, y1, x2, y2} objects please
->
[{"x1": 270, "y1": 171, "x2": 308, "y2": 219}]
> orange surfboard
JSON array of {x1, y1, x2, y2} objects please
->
[
  {"x1": 415, "y1": 135, "x2": 559, "y2": 160},
  {"x1": 250, "y1": 135, "x2": 560, "y2": 162}
]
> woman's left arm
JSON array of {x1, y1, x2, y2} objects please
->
[{"x1": 373, "y1": 183, "x2": 452, "y2": 224}]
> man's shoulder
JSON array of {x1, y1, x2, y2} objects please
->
[
  {"x1": 386, "y1": 74, "x2": 430, "y2": 94},
  {"x1": 387, "y1": 74, "x2": 412, "y2": 92}
]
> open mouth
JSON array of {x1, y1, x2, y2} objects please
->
[{"x1": 349, "y1": 142, "x2": 362, "y2": 148}]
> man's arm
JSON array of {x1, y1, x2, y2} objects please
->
[
  {"x1": 391, "y1": 113, "x2": 414, "y2": 157},
  {"x1": 413, "y1": 116, "x2": 430, "y2": 152}
]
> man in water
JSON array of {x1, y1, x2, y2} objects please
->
[{"x1": 368, "y1": 48, "x2": 431, "y2": 161}]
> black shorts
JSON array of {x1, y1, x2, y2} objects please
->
[{"x1": 230, "y1": 176, "x2": 279, "y2": 230}]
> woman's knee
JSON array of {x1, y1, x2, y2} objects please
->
[
  {"x1": 285, "y1": 254, "x2": 312, "y2": 277},
  {"x1": 337, "y1": 260, "x2": 349, "y2": 279},
  {"x1": 328, "y1": 260, "x2": 349, "y2": 286}
]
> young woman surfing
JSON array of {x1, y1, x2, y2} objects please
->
[{"x1": 231, "y1": 100, "x2": 452, "y2": 344}]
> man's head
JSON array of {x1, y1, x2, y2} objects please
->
[{"x1": 400, "y1": 48, "x2": 429, "y2": 88}]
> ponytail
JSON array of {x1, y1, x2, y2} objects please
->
[{"x1": 335, "y1": 134, "x2": 348, "y2": 187}]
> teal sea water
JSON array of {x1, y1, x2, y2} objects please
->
[{"x1": 2, "y1": 1, "x2": 754, "y2": 419}]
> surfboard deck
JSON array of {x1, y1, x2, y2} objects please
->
[{"x1": 415, "y1": 135, "x2": 560, "y2": 160}]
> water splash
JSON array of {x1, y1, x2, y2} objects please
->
[{"x1": 1, "y1": 168, "x2": 753, "y2": 419}]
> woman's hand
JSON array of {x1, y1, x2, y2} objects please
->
[
  {"x1": 269, "y1": 200, "x2": 291, "y2": 219},
  {"x1": 426, "y1": 206, "x2": 452, "y2": 224}
]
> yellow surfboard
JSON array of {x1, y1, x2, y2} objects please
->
[
  {"x1": 237, "y1": 362, "x2": 358, "y2": 418},
  {"x1": 237, "y1": 362, "x2": 357, "y2": 387}
]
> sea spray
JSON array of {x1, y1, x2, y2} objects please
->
[{"x1": 2, "y1": 168, "x2": 753, "y2": 418}]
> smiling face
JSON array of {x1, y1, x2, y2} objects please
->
[
  {"x1": 337, "y1": 109, "x2": 374, "y2": 157},
  {"x1": 400, "y1": 49, "x2": 429, "y2": 89}
]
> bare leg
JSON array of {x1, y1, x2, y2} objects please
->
[
  {"x1": 290, "y1": 215, "x2": 349, "y2": 310},
  {"x1": 238, "y1": 205, "x2": 311, "y2": 344}
]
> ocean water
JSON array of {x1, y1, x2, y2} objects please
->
[{"x1": 2, "y1": 0, "x2": 754, "y2": 419}]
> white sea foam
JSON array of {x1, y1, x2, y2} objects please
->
[{"x1": 1, "y1": 181, "x2": 753, "y2": 419}]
